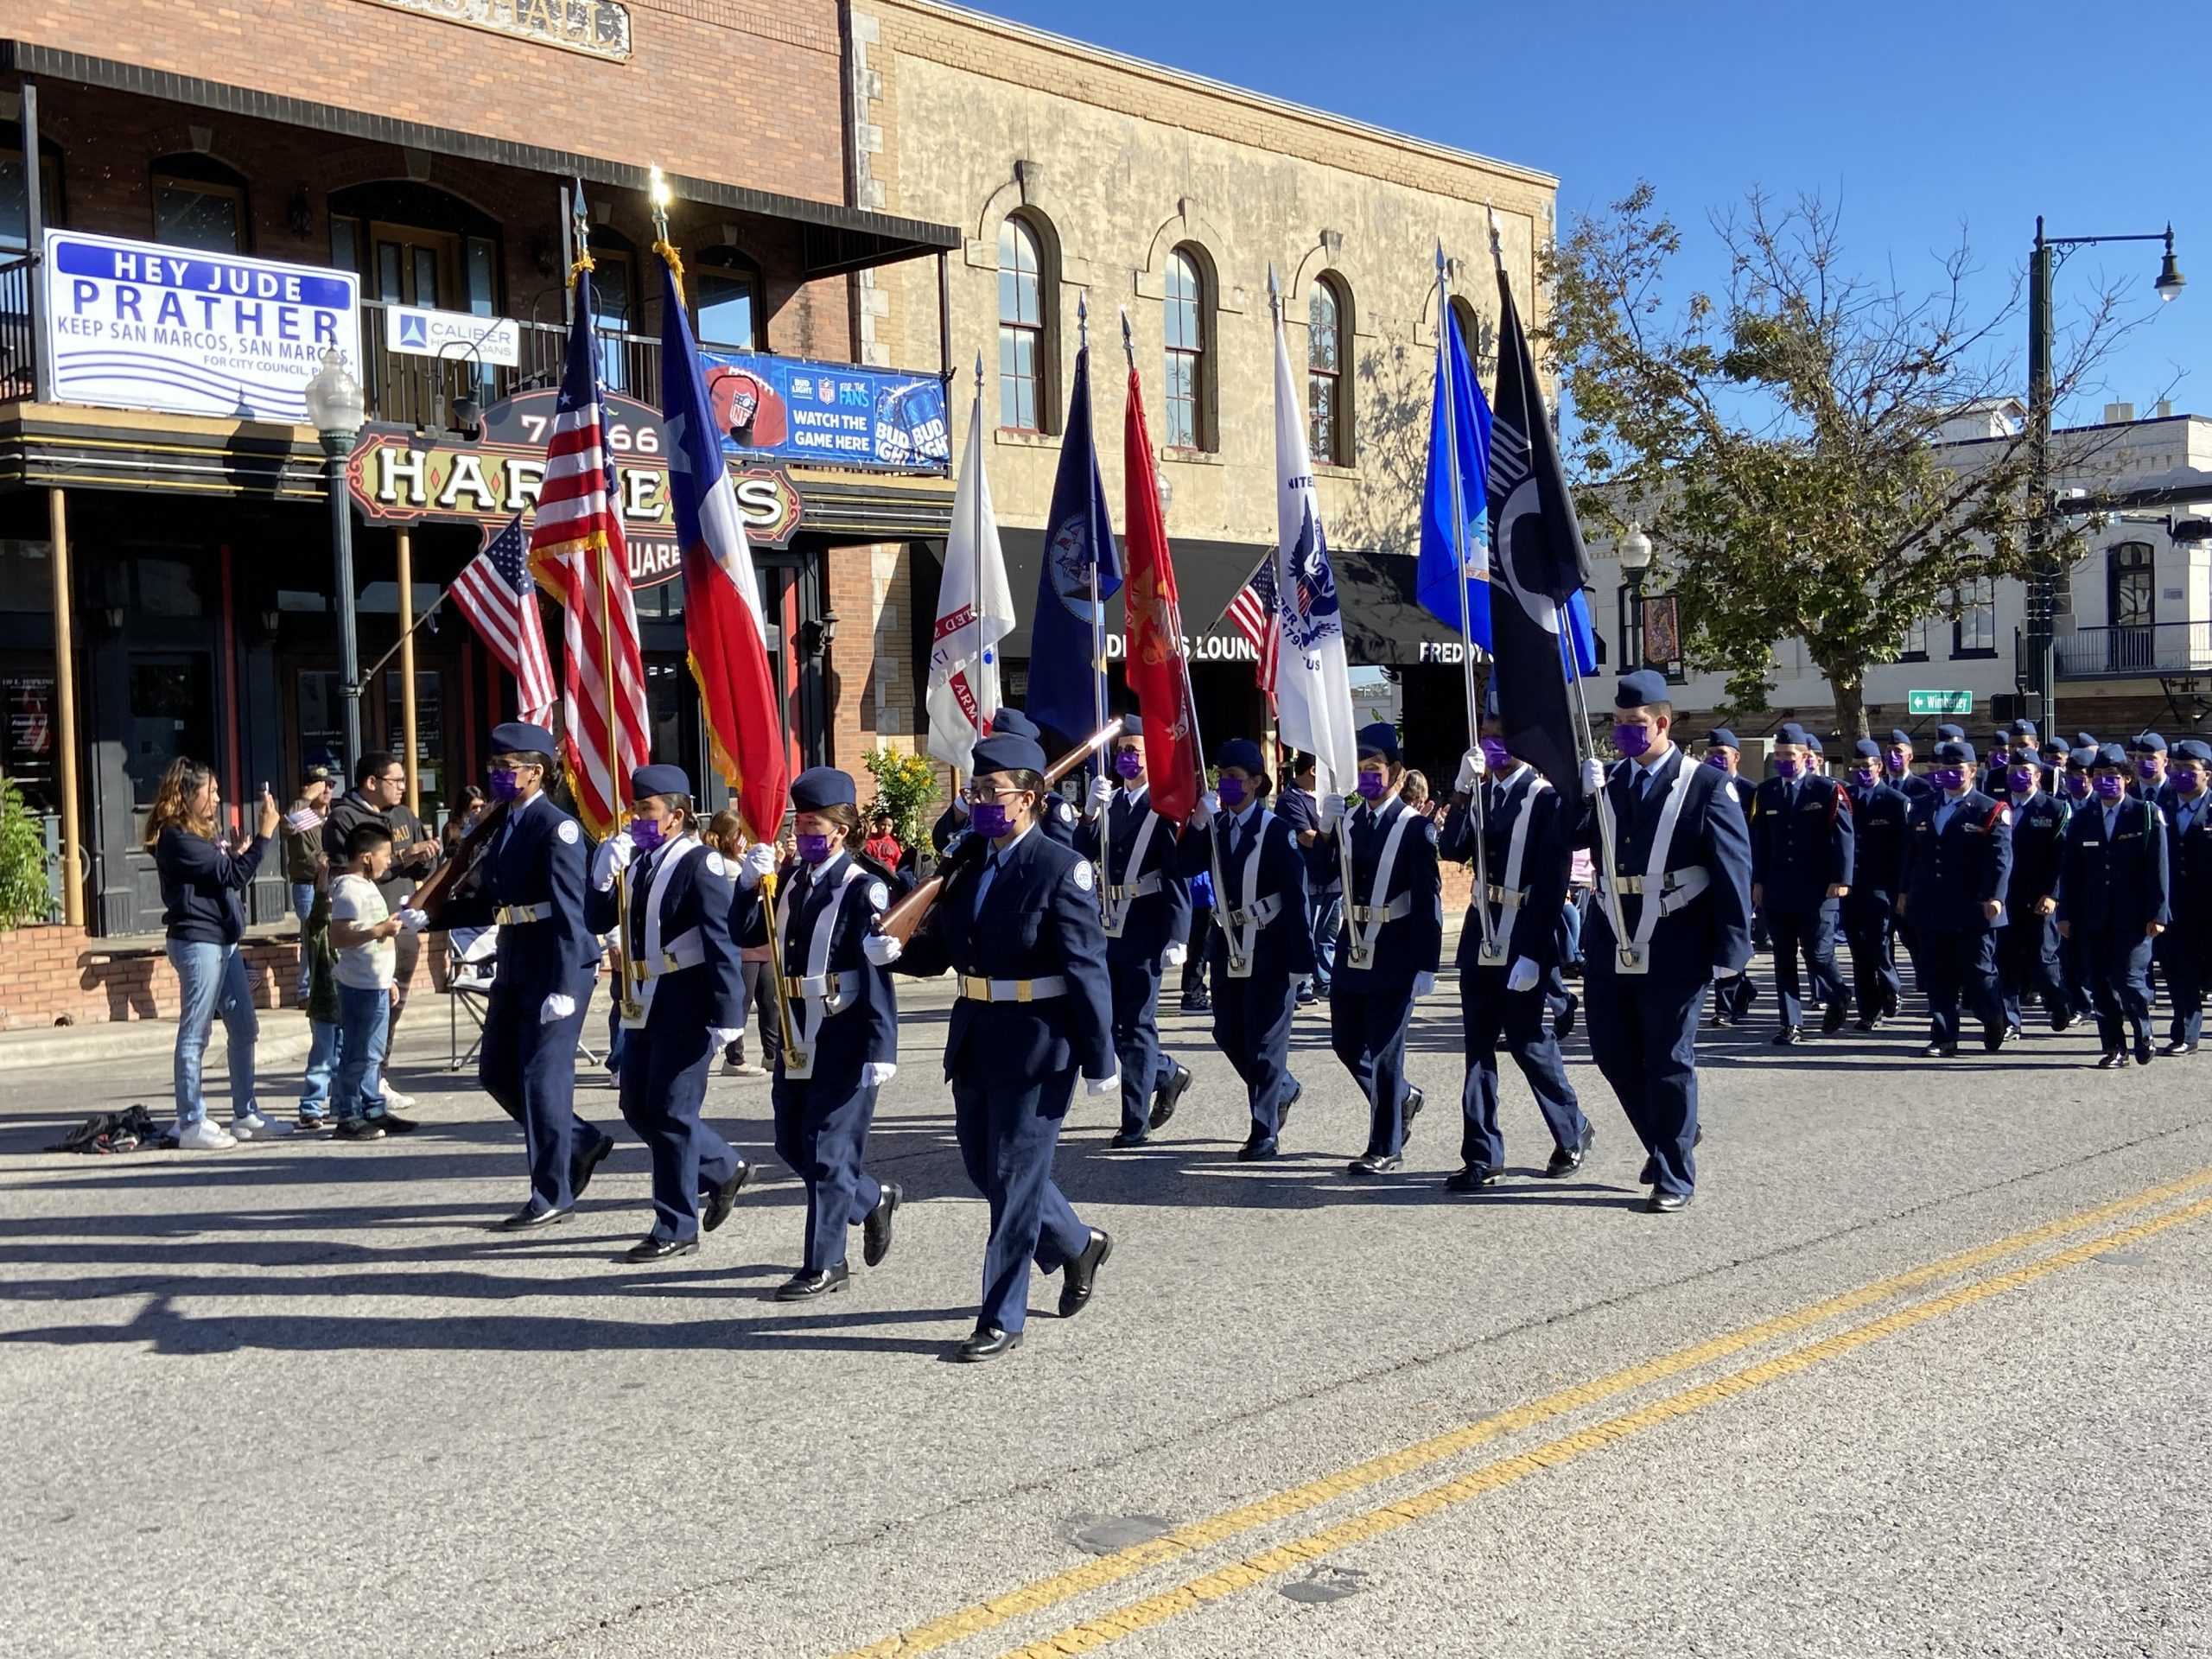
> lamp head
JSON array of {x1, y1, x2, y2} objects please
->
[
  {"x1": 1619, "y1": 523, "x2": 1655, "y2": 573},
  {"x1": 303, "y1": 348, "x2": 365, "y2": 439},
  {"x1": 2155, "y1": 226, "x2": 2185, "y2": 304}
]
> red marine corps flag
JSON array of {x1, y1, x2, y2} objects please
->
[{"x1": 1120, "y1": 353, "x2": 1203, "y2": 824}]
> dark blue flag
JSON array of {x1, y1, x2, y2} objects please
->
[
  {"x1": 1416, "y1": 299, "x2": 1493, "y2": 650},
  {"x1": 1023, "y1": 344, "x2": 1122, "y2": 750}
]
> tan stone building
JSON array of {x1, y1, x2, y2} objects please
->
[{"x1": 843, "y1": 0, "x2": 1559, "y2": 779}]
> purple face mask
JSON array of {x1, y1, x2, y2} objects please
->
[
  {"x1": 1217, "y1": 775, "x2": 1249, "y2": 809},
  {"x1": 1114, "y1": 748, "x2": 1143, "y2": 779},
  {"x1": 630, "y1": 815, "x2": 666, "y2": 854},
  {"x1": 1481, "y1": 739, "x2": 1515, "y2": 772},
  {"x1": 1853, "y1": 766, "x2": 1880, "y2": 786},
  {"x1": 1774, "y1": 756, "x2": 1801, "y2": 780},
  {"x1": 1886, "y1": 750, "x2": 1910, "y2": 773},
  {"x1": 2063, "y1": 773, "x2": 2091, "y2": 798},
  {"x1": 2008, "y1": 767, "x2": 2039, "y2": 795},
  {"x1": 2138, "y1": 758, "x2": 2164, "y2": 781},
  {"x1": 487, "y1": 767, "x2": 524, "y2": 803},
  {"x1": 1612, "y1": 721, "x2": 1653, "y2": 759},
  {"x1": 1931, "y1": 767, "x2": 1966, "y2": 792},
  {"x1": 2177, "y1": 771, "x2": 2208, "y2": 797},
  {"x1": 796, "y1": 831, "x2": 833, "y2": 863},
  {"x1": 1356, "y1": 772, "x2": 1389, "y2": 801},
  {"x1": 1702, "y1": 751, "x2": 1731, "y2": 771},
  {"x1": 970, "y1": 800, "x2": 1013, "y2": 837},
  {"x1": 2093, "y1": 774, "x2": 2126, "y2": 802}
]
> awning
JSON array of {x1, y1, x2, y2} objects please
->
[
  {"x1": 986, "y1": 529, "x2": 1268, "y2": 658},
  {"x1": 1332, "y1": 545, "x2": 1471, "y2": 666}
]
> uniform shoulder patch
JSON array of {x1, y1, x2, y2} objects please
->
[
  {"x1": 705, "y1": 850, "x2": 732, "y2": 880},
  {"x1": 1072, "y1": 861, "x2": 1095, "y2": 893},
  {"x1": 868, "y1": 880, "x2": 890, "y2": 911},
  {"x1": 557, "y1": 819, "x2": 581, "y2": 845},
  {"x1": 1056, "y1": 799, "x2": 1075, "y2": 822}
]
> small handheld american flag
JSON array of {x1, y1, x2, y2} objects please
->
[{"x1": 451, "y1": 514, "x2": 556, "y2": 725}]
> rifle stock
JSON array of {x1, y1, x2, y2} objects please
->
[{"x1": 413, "y1": 800, "x2": 511, "y2": 925}]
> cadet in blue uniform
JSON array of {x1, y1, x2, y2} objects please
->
[
  {"x1": 1884, "y1": 730, "x2": 1937, "y2": 808},
  {"x1": 1749, "y1": 722, "x2": 1854, "y2": 1042},
  {"x1": 1077, "y1": 715, "x2": 1194, "y2": 1147},
  {"x1": 868, "y1": 730, "x2": 1115, "y2": 1362},
  {"x1": 1571, "y1": 671, "x2": 1753, "y2": 1213},
  {"x1": 736, "y1": 767, "x2": 901, "y2": 1299},
  {"x1": 1897, "y1": 741, "x2": 2013, "y2": 1058},
  {"x1": 929, "y1": 709, "x2": 1082, "y2": 854},
  {"x1": 1178, "y1": 738, "x2": 1314, "y2": 1160},
  {"x1": 586, "y1": 764, "x2": 752, "y2": 1260},
  {"x1": 2162, "y1": 741, "x2": 2211, "y2": 1055},
  {"x1": 438, "y1": 722, "x2": 612, "y2": 1229},
  {"x1": 2130, "y1": 732, "x2": 2179, "y2": 811},
  {"x1": 1996, "y1": 746, "x2": 2073, "y2": 1038},
  {"x1": 1316, "y1": 723, "x2": 1440, "y2": 1176},
  {"x1": 1441, "y1": 721, "x2": 1592, "y2": 1191},
  {"x1": 1840, "y1": 739, "x2": 1910, "y2": 1028},
  {"x1": 2058, "y1": 745, "x2": 2170, "y2": 1068},
  {"x1": 2056, "y1": 747, "x2": 2097, "y2": 1020},
  {"x1": 1702, "y1": 728, "x2": 1760, "y2": 1027}
]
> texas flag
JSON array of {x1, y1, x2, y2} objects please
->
[{"x1": 658, "y1": 254, "x2": 788, "y2": 840}]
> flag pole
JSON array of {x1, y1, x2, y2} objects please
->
[
  {"x1": 1437, "y1": 240, "x2": 1495, "y2": 960},
  {"x1": 1082, "y1": 294, "x2": 1111, "y2": 902}
]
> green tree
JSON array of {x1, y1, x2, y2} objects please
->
[
  {"x1": 862, "y1": 747, "x2": 938, "y2": 853},
  {"x1": 1545, "y1": 184, "x2": 2153, "y2": 735},
  {"x1": 0, "y1": 777, "x2": 54, "y2": 930}
]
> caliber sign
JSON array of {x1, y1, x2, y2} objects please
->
[{"x1": 346, "y1": 388, "x2": 802, "y2": 587}]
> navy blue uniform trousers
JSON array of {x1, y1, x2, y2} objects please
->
[
  {"x1": 1583, "y1": 962, "x2": 1703, "y2": 1199},
  {"x1": 1841, "y1": 899, "x2": 1902, "y2": 1020},
  {"x1": 773, "y1": 1074, "x2": 882, "y2": 1272},
  {"x1": 618, "y1": 1021, "x2": 739, "y2": 1242},
  {"x1": 1918, "y1": 928, "x2": 2003, "y2": 1046},
  {"x1": 2164, "y1": 931, "x2": 2205, "y2": 1046},
  {"x1": 480, "y1": 967, "x2": 601, "y2": 1213},
  {"x1": 953, "y1": 1071, "x2": 1087, "y2": 1334},
  {"x1": 1767, "y1": 903, "x2": 1847, "y2": 1025},
  {"x1": 1998, "y1": 913, "x2": 2071, "y2": 1029},
  {"x1": 1107, "y1": 957, "x2": 1175, "y2": 1138},
  {"x1": 1330, "y1": 976, "x2": 1417, "y2": 1159},
  {"x1": 1459, "y1": 966, "x2": 1587, "y2": 1168},
  {"x1": 2081, "y1": 927, "x2": 2155, "y2": 1052},
  {"x1": 1212, "y1": 963, "x2": 1299, "y2": 1144}
]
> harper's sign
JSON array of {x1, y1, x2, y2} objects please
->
[
  {"x1": 385, "y1": 304, "x2": 520, "y2": 368},
  {"x1": 356, "y1": 0, "x2": 632, "y2": 60},
  {"x1": 346, "y1": 388, "x2": 802, "y2": 588},
  {"x1": 43, "y1": 230, "x2": 361, "y2": 424}
]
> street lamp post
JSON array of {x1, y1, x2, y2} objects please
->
[
  {"x1": 2024, "y1": 219, "x2": 2184, "y2": 729},
  {"x1": 1619, "y1": 523, "x2": 1655, "y2": 667},
  {"x1": 304, "y1": 349, "x2": 369, "y2": 775}
]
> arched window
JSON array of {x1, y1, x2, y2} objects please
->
[
  {"x1": 1164, "y1": 245, "x2": 1211, "y2": 451},
  {"x1": 693, "y1": 245, "x2": 763, "y2": 353},
  {"x1": 151, "y1": 153, "x2": 251, "y2": 254},
  {"x1": 2107, "y1": 540, "x2": 2157, "y2": 671},
  {"x1": 1308, "y1": 274, "x2": 1350, "y2": 466},
  {"x1": 1448, "y1": 295, "x2": 1495, "y2": 379},
  {"x1": 997, "y1": 213, "x2": 1055, "y2": 433}
]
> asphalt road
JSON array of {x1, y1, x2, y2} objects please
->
[{"x1": 3, "y1": 966, "x2": 2209, "y2": 1658}]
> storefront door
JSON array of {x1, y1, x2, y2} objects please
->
[{"x1": 90, "y1": 649, "x2": 216, "y2": 935}]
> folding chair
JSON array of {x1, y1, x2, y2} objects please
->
[{"x1": 448, "y1": 925, "x2": 499, "y2": 1071}]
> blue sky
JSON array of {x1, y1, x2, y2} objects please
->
[{"x1": 965, "y1": 0, "x2": 2205, "y2": 423}]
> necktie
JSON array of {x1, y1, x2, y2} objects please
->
[{"x1": 974, "y1": 853, "x2": 1001, "y2": 918}]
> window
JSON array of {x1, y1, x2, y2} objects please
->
[
  {"x1": 2107, "y1": 541, "x2": 2157, "y2": 671},
  {"x1": 1308, "y1": 275, "x2": 1349, "y2": 466},
  {"x1": 694, "y1": 246, "x2": 762, "y2": 353},
  {"x1": 997, "y1": 214, "x2": 1048, "y2": 432},
  {"x1": 1164, "y1": 245, "x2": 1211, "y2": 451},
  {"x1": 1448, "y1": 294, "x2": 1496, "y2": 380},
  {"x1": 0, "y1": 129, "x2": 66, "y2": 252},
  {"x1": 586, "y1": 230, "x2": 637, "y2": 393},
  {"x1": 1899, "y1": 615, "x2": 1931, "y2": 663},
  {"x1": 150, "y1": 154, "x2": 250, "y2": 255},
  {"x1": 1952, "y1": 578, "x2": 1995, "y2": 658}
]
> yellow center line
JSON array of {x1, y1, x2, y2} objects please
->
[
  {"x1": 831, "y1": 1166, "x2": 2212, "y2": 1659},
  {"x1": 1002, "y1": 1187, "x2": 2212, "y2": 1656}
]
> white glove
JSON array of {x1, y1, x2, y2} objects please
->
[
  {"x1": 863, "y1": 1062, "x2": 898, "y2": 1088},
  {"x1": 736, "y1": 842, "x2": 777, "y2": 891},
  {"x1": 538, "y1": 992, "x2": 576, "y2": 1025},
  {"x1": 1506, "y1": 957, "x2": 1539, "y2": 994},
  {"x1": 1320, "y1": 793, "x2": 1347, "y2": 830},
  {"x1": 591, "y1": 831, "x2": 635, "y2": 893},
  {"x1": 1457, "y1": 747, "x2": 1484, "y2": 792},
  {"x1": 1088, "y1": 775, "x2": 1116, "y2": 812},
  {"x1": 708, "y1": 1027, "x2": 743, "y2": 1050},
  {"x1": 1582, "y1": 759, "x2": 1606, "y2": 794},
  {"x1": 1191, "y1": 791, "x2": 1217, "y2": 829},
  {"x1": 862, "y1": 931, "x2": 903, "y2": 967},
  {"x1": 1414, "y1": 971, "x2": 1438, "y2": 998},
  {"x1": 1084, "y1": 1071, "x2": 1121, "y2": 1096},
  {"x1": 950, "y1": 793, "x2": 970, "y2": 819},
  {"x1": 397, "y1": 906, "x2": 430, "y2": 934},
  {"x1": 1163, "y1": 942, "x2": 1188, "y2": 969}
]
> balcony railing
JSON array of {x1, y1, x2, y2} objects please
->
[
  {"x1": 358, "y1": 299, "x2": 663, "y2": 431},
  {"x1": 2025, "y1": 622, "x2": 2212, "y2": 680},
  {"x1": 0, "y1": 253, "x2": 36, "y2": 402}
]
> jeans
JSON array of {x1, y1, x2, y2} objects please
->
[
  {"x1": 289, "y1": 882, "x2": 317, "y2": 1002},
  {"x1": 299, "y1": 1020, "x2": 345, "y2": 1118},
  {"x1": 334, "y1": 984, "x2": 391, "y2": 1121},
  {"x1": 167, "y1": 938, "x2": 257, "y2": 1128}
]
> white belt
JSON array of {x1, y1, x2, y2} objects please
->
[
  {"x1": 1602, "y1": 865, "x2": 1712, "y2": 916},
  {"x1": 784, "y1": 968, "x2": 861, "y2": 1004},
  {"x1": 1481, "y1": 883, "x2": 1529, "y2": 906},
  {"x1": 1346, "y1": 894, "x2": 1412, "y2": 926},
  {"x1": 494, "y1": 901, "x2": 551, "y2": 925},
  {"x1": 626, "y1": 926, "x2": 704, "y2": 982},
  {"x1": 958, "y1": 974, "x2": 1069, "y2": 1003},
  {"x1": 1106, "y1": 874, "x2": 1162, "y2": 903},
  {"x1": 1225, "y1": 896, "x2": 1284, "y2": 931}
]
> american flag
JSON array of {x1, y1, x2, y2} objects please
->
[
  {"x1": 526, "y1": 251, "x2": 649, "y2": 840},
  {"x1": 1224, "y1": 549, "x2": 1281, "y2": 707},
  {"x1": 452, "y1": 514, "x2": 556, "y2": 726}
]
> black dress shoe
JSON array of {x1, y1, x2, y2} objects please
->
[
  {"x1": 499, "y1": 1204, "x2": 572, "y2": 1231},
  {"x1": 701, "y1": 1160, "x2": 753, "y2": 1234},
  {"x1": 1554, "y1": 993, "x2": 1580, "y2": 1042},
  {"x1": 1109, "y1": 1128, "x2": 1150, "y2": 1149},
  {"x1": 1773, "y1": 1027, "x2": 1803, "y2": 1046},
  {"x1": 1402, "y1": 1086, "x2": 1425, "y2": 1125},
  {"x1": 1058, "y1": 1227, "x2": 1112, "y2": 1318},
  {"x1": 2134, "y1": 1039, "x2": 2155, "y2": 1066},
  {"x1": 1446, "y1": 1163, "x2": 1500, "y2": 1192},
  {"x1": 625, "y1": 1235, "x2": 698, "y2": 1262},
  {"x1": 1647, "y1": 1190, "x2": 1692, "y2": 1214},
  {"x1": 1853, "y1": 1016, "x2": 1878, "y2": 1033},
  {"x1": 1638, "y1": 1125, "x2": 1701, "y2": 1185},
  {"x1": 2052, "y1": 1014, "x2": 2076, "y2": 1033},
  {"x1": 1278, "y1": 1080, "x2": 1301, "y2": 1131},
  {"x1": 2095, "y1": 1050, "x2": 2129, "y2": 1070},
  {"x1": 569, "y1": 1132, "x2": 615, "y2": 1199},
  {"x1": 863, "y1": 1182, "x2": 900, "y2": 1268},
  {"x1": 2164, "y1": 1039, "x2": 2201, "y2": 1057},
  {"x1": 1982, "y1": 1029, "x2": 2006, "y2": 1053},
  {"x1": 774, "y1": 1262, "x2": 850, "y2": 1300},
  {"x1": 1148, "y1": 1062, "x2": 1193, "y2": 1130},
  {"x1": 955, "y1": 1325, "x2": 1022, "y2": 1363},
  {"x1": 1345, "y1": 1153, "x2": 1402, "y2": 1177},
  {"x1": 1236, "y1": 1135, "x2": 1279, "y2": 1163},
  {"x1": 1821, "y1": 1001, "x2": 1848, "y2": 1034},
  {"x1": 1545, "y1": 1123, "x2": 1596, "y2": 1178},
  {"x1": 1921, "y1": 1041, "x2": 1957, "y2": 1058},
  {"x1": 2005, "y1": 1025, "x2": 2024, "y2": 1045}
]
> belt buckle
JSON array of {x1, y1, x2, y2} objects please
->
[{"x1": 1014, "y1": 980, "x2": 1033, "y2": 1003}]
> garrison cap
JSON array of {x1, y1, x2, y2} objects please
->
[
  {"x1": 1705, "y1": 728, "x2": 1740, "y2": 751},
  {"x1": 1936, "y1": 723, "x2": 1965, "y2": 741},
  {"x1": 1887, "y1": 728, "x2": 1914, "y2": 747},
  {"x1": 491, "y1": 721, "x2": 557, "y2": 756},
  {"x1": 790, "y1": 766, "x2": 856, "y2": 810},
  {"x1": 630, "y1": 764, "x2": 690, "y2": 799},
  {"x1": 2068, "y1": 746, "x2": 2097, "y2": 771},
  {"x1": 1775, "y1": 721, "x2": 1812, "y2": 747},
  {"x1": 1614, "y1": 669, "x2": 1669, "y2": 709},
  {"x1": 1854, "y1": 738, "x2": 1882, "y2": 760},
  {"x1": 1116, "y1": 713, "x2": 1144, "y2": 738},
  {"x1": 971, "y1": 732, "x2": 1047, "y2": 776},
  {"x1": 2135, "y1": 731, "x2": 2169, "y2": 753},
  {"x1": 1355, "y1": 722, "x2": 1401, "y2": 764},
  {"x1": 1804, "y1": 733, "x2": 1825, "y2": 754},
  {"x1": 1932, "y1": 741, "x2": 1971, "y2": 764},
  {"x1": 2172, "y1": 739, "x2": 2212, "y2": 765},
  {"x1": 1215, "y1": 738, "x2": 1267, "y2": 774},
  {"x1": 2007, "y1": 719, "x2": 2038, "y2": 740},
  {"x1": 2094, "y1": 743, "x2": 2130, "y2": 769}
]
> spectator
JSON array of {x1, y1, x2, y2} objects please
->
[
  {"x1": 441, "y1": 784, "x2": 487, "y2": 859},
  {"x1": 324, "y1": 752, "x2": 440, "y2": 1109},
  {"x1": 147, "y1": 759, "x2": 282, "y2": 1149},
  {"x1": 708, "y1": 809, "x2": 785, "y2": 1077},
  {"x1": 281, "y1": 763, "x2": 334, "y2": 1003},
  {"x1": 327, "y1": 819, "x2": 423, "y2": 1140},
  {"x1": 295, "y1": 880, "x2": 343, "y2": 1132},
  {"x1": 861, "y1": 810, "x2": 904, "y2": 871},
  {"x1": 1400, "y1": 769, "x2": 1436, "y2": 819}
]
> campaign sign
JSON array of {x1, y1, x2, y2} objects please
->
[
  {"x1": 44, "y1": 230, "x2": 361, "y2": 424},
  {"x1": 696, "y1": 347, "x2": 950, "y2": 472}
]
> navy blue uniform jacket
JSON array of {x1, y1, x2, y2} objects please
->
[
  {"x1": 1274, "y1": 785, "x2": 1338, "y2": 893},
  {"x1": 440, "y1": 791, "x2": 600, "y2": 1001},
  {"x1": 1076, "y1": 785, "x2": 1192, "y2": 965},
  {"x1": 1325, "y1": 795, "x2": 1441, "y2": 987},
  {"x1": 2167, "y1": 795, "x2": 2212, "y2": 931},
  {"x1": 2056, "y1": 797, "x2": 2170, "y2": 935},
  {"x1": 1749, "y1": 773, "x2": 1854, "y2": 912},
  {"x1": 2004, "y1": 791, "x2": 2071, "y2": 908},
  {"x1": 734, "y1": 851, "x2": 899, "y2": 1090},
  {"x1": 1572, "y1": 748, "x2": 1754, "y2": 980},
  {"x1": 1438, "y1": 768, "x2": 1567, "y2": 973},
  {"x1": 1175, "y1": 803, "x2": 1317, "y2": 978},
  {"x1": 585, "y1": 838, "x2": 744, "y2": 1036},
  {"x1": 1900, "y1": 791, "x2": 2013, "y2": 934},
  {"x1": 1844, "y1": 781, "x2": 1911, "y2": 901}
]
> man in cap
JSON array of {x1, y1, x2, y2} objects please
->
[
  {"x1": 868, "y1": 728, "x2": 1116, "y2": 1361},
  {"x1": 2058, "y1": 744, "x2": 2169, "y2": 1067},
  {"x1": 437, "y1": 722, "x2": 613, "y2": 1227},
  {"x1": 1883, "y1": 730, "x2": 1936, "y2": 808},
  {"x1": 2056, "y1": 746, "x2": 2098, "y2": 1019},
  {"x1": 2161, "y1": 739, "x2": 2211, "y2": 1055},
  {"x1": 283, "y1": 762, "x2": 334, "y2": 1004},
  {"x1": 1897, "y1": 739, "x2": 2013, "y2": 1057},
  {"x1": 1701, "y1": 728, "x2": 1760, "y2": 1027},
  {"x1": 1748, "y1": 721, "x2": 1854, "y2": 1042},
  {"x1": 588, "y1": 764, "x2": 752, "y2": 1261},
  {"x1": 1996, "y1": 739, "x2": 2074, "y2": 1039},
  {"x1": 2129, "y1": 732, "x2": 2178, "y2": 812},
  {"x1": 1177, "y1": 737, "x2": 1314, "y2": 1160},
  {"x1": 2006, "y1": 721, "x2": 2054, "y2": 794},
  {"x1": 1840, "y1": 738, "x2": 1910, "y2": 1028},
  {"x1": 1573, "y1": 671, "x2": 1753, "y2": 1212},
  {"x1": 1078, "y1": 715, "x2": 1194, "y2": 1147}
]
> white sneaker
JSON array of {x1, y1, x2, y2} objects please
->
[
  {"x1": 175, "y1": 1119, "x2": 238, "y2": 1150},
  {"x1": 230, "y1": 1110, "x2": 290, "y2": 1141},
  {"x1": 381, "y1": 1083, "x2": 418, "y2": 1110}
]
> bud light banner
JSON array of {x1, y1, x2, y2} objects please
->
[
  {"x1": 696, "y1": 348, "x2": 950, "y2": 473},
  {"x1": 43, "y1": 229, "x2": 361, "y2": 423}
]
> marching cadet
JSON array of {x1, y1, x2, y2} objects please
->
[
  {"x1": 1177, "y1": 738, "x2": 1314, "y2": 1160},
  {"x1": 1572, "y1": 671, "x2": 1753, "y2": 1213},
  {"x1": 1078, "y1": 715, "x2": 1195, "y2": 1147},
  {"x1": 1884, "y1": 729, "x2": 1937, "y2": 807},
  {"x1": 1897, "y1": 740, "x2": 2013, "y2": 1058},
  {"x1": 1702, "y1": 728, "x2": 1760, "y2": 1027},
  {"x1": 2129, "y1": 732, "x2": 2179, "y2": 811},
  {"x1": 1840, "y1": 739, "x2": 1910, "y2": 1029},
  {"x1": 2005, "y1": 720, "x2": 2054, "y2": 792},
  {"x1": 2057, "y1": 744, "x2": 2170, "y2": 1068},
  {"x1": 587, "y1": 765, "x2": 753, "y2": 1262},
  {"x1": 1442, "y1": 719, "x2": 1592, "y2": 1192},
  {"x1": 734, "y1": 767, "x2": 901, "y2": 1300},
  {"x1": 1749, "y1": 722, "x2": 1854, "y2": 1042},
  {"x1": 1315, "y1": 723, "x2": 1440, "y2": 1177},
  {"x1": 2057, "y1": 745, "x2": 2098, "y2": 1020},
  {"x1": 2162, "y1": 740, "x2": 2211, "y2": 1056},
  {"x1": 928, "y1": 709, "x2": 1082, "y2": 854},
  {"x1": 1996, "y1": 744, "x2": 2074, "y2": 1039},
  {"x1": 438, "y1": 721, "x2": 613, "y2": 1229},
  {"x1": 865, "y1": 729, "x2": 1116, "y2": 1362}
]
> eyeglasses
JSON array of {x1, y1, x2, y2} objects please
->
[{"x1": 961, "y1": 785, "x2": 1027, "y2": 804}]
